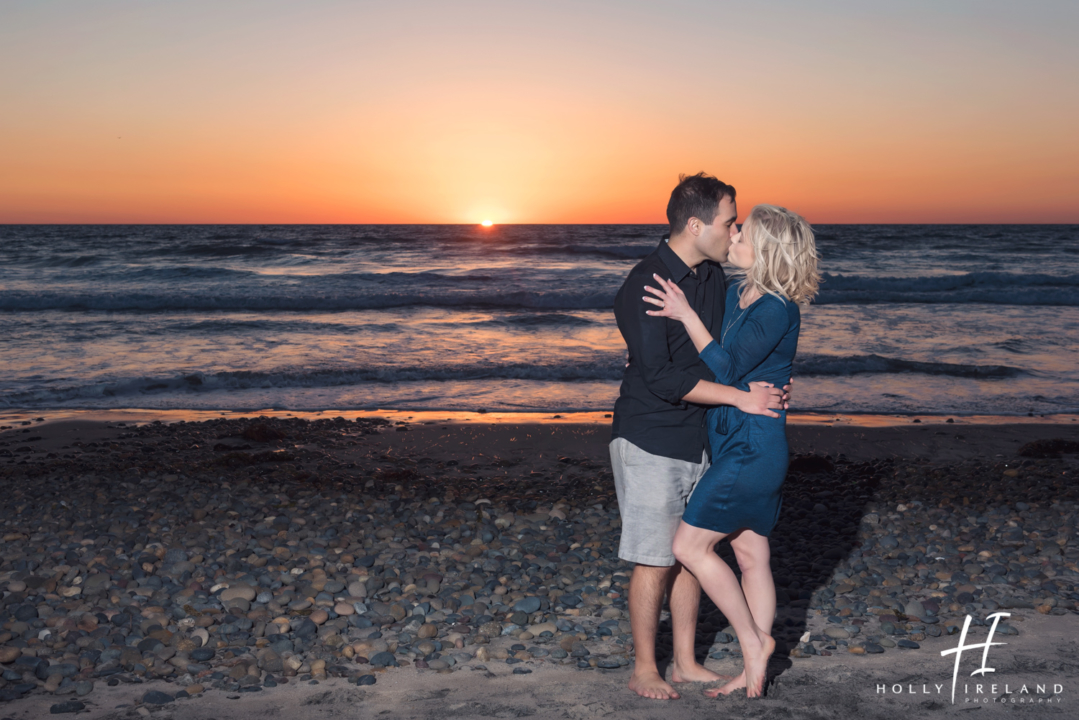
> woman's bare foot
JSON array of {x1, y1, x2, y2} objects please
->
[
  {"x1": 744, "y1": 633, "x2": 775, "y2": 697},
  {"x1": 670, "y1": 660, "x2": 734, "y2": 684},
  {"x1": 628, "y1": 669, "x2": 680, "y2": 700},
  {"x1": 706, "y1": 670, "x2": 745, "y2": 697},
  {"x1": 704, "y1": 632, "x2": 775, "y2": 699}
]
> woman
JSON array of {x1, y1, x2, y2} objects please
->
[{"x1": 642, "y1": 204, "x2": 820, "y2": 699}]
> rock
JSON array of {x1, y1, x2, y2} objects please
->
[
  {"x1": 334, "y1": 602, "x2": 355, "y2": 616},
  {"x1": 904, "y1": 600, "x2": 926, "y2": 619},
  {"x1": 369, "y1": 652, "x2": 398, "y2": 668},
  {"x1": 513, "y1": 597, "x2": 542, "y2": 614},
  {"x1": 14, "y1": 605, "x2": 38, "y2": 622},
  {"x1": 0, "y1": 646, "x2": 21, "y2": 663},
  {"x1": 190, "y1": 647, "x2": 215, "y2": 662},
  {"x1": 220, "y1": 584, "x2": 257, "y2": 603},
  {"x1": 142, "y1": 690, "x2": 175, "y2": 704},
  {"x1": 347, "y1": 581, "x2": 368, "y2": 598},
  {"x1": 257, "y1": 649, "x2": 283, "y2": 673},
  {"x1": 50, "y1": 701, "x2": 85, "y2": 714},
  {"x1": 357, "y1": 674, "x2": 377, "y2": 686},
  {"x1": 417, "y1": 623, "x2": 438, "y2": 639},
  {"x1": 309, "y1": 609, "x2": 329, "y2": 625},
  {"x1": 824, "y1": 627, "x2": 850, "y2": 639},
  {"x1": 82, "y1": 574, "x2": 112, "y2": 594},
  {"x1": 864, "y1": 643, "x2": 885, "y2": 654}
]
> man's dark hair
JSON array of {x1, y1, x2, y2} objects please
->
[{"x1": 666, "y1": 172, "x2": 736, "y2": 236}]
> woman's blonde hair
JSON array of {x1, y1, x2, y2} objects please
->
[{"x1": 735, "y1": 204, "x2": 821, "y2": 306}]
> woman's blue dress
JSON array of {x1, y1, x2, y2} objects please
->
[{"x1": 680, "y1": 281, "x2": 800, "y2": 537}]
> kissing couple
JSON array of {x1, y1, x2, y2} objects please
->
[{"x1": 610, "y1": 172, "x2": 820, "y2": 699}]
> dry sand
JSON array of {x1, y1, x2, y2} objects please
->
[{"x1": 4, "y1": 610, "x2": 1076, "y2": 719}]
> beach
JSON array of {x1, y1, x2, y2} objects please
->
[{"x1": 1, "y1": 412, "x2": 1078, "y2": 718}]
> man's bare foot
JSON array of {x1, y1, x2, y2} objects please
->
[
  {"x1": 706, "y1": 670, "x2": 745, "y2": 697},
  {"x1": 628, "y1": 669, "x2": 680, "y2": 700},
  {"x1": 670, "y1": 660, "x2": 734, "y2": 684}
]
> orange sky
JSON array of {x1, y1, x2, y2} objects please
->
[{"x1": 1, "y1": 1, "x2": 1077, "y2": 224}]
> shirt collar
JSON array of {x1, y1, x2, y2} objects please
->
[{"x1": 657, "y1": 238, "x2": 710, "y2": 283}]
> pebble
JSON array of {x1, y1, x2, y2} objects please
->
[
  {"x1": 49, "y1": 700, "x2": 85, "y2": 714},
  {"x1": 141, "y1": 690, "x2": 175, "y2": 705},
  {"x1": 513, "y1": 597, "x2": 542, "y2": 614},
  {"x1": 220, "y1": 584, "x2": 257, "y2": 603}
]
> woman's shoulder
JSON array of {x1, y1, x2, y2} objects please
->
[{"x1": 752, "y1": 292, "x2": 798, "y2": 326}]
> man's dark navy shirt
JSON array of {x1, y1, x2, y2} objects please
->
[{"x1": 611, "y1": 238, "x2": 727, "y2": 463}]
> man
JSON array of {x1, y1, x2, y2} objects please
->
[{"x1": 610, "y1": 172, "x2": 788, "y2": 700}]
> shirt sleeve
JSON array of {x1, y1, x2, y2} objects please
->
[
  {"x1": 616, "y1": 271, "x2": 707, "y2": 404},
  {"x1": 699, "y1": 298, "x2": 789, "y2": 386}
]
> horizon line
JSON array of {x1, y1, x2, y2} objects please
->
[{"x1": 3, "y1": 221, "x2": 1078, "y2": 227}]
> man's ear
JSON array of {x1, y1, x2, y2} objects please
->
[{"x1": 687, "y1": 217, "x2": 701, "y2": 236}]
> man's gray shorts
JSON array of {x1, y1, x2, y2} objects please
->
[{"x1": 609, "y1": 437, "x2": 709, "y2": 567}]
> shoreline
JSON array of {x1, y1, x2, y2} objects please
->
[{"x1": 3, "y1": 407, "x2": 1077, "y2": 430}]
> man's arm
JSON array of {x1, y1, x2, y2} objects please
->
[{"x1": 683, "y1": 379, "x2": 784, "y2": 418}]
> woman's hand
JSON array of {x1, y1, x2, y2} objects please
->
[{"x1": 643, "y1": 274, "x2": 695, "y2": 324}]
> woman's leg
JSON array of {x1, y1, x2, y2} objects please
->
[
  {"x1": 729, "y1": 529, "x2": 776, "y2": 637},
  {"x1": 672, "y1": 521, "x2": 774, "y2": 698}
]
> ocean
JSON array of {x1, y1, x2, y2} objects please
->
[{"x1": 1, "y1": 224, "x2": 1076, "y2": 417}]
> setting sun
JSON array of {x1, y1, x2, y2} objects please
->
[{"x1": 481, "y1": 220, "x2": 493, "y2": 227}]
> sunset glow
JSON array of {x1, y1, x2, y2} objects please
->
[
  {"x1": 481, "y1": 220, "x2": 493, "y2": 227},
  {"x1": 0, "y1": 2, "x2": 1076, "y2": 223}
]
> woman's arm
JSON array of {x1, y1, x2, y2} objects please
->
[
  {"x1": 645, "y1": 274, "x2": 788, "y2": 387},
  {"x1": 642, "y1": 274, "x2": 714, "y2": 352}
]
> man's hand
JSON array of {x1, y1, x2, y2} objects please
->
[{"x1": 737, "y1": 382, "x2": 784, "y2": 418}]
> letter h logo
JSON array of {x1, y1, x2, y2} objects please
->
[{"x1": 939, "y1": 612, "x2": 1011, "y2": 704}]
